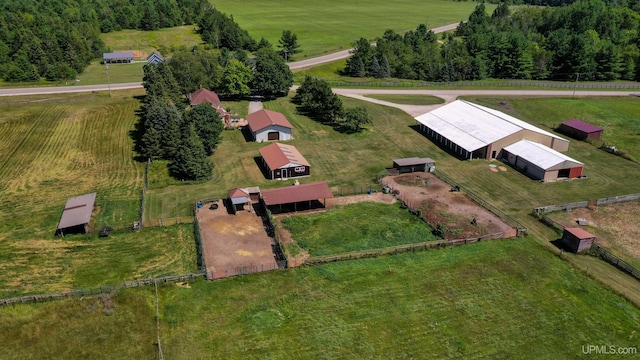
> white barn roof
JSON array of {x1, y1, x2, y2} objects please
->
[
  {"x1": 414, "y1": 100, "x2": 567, "y2": 152},
  {"x1": 503, "y1": 140, "x2": 583, "y2": 170}
]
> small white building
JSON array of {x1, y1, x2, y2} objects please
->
[
  {"x1": 503, "y1": 140, "x2": 584, "y2": 181},
  {"x1": 247, "y1": 109, "x2": 293, "y2": 142}
]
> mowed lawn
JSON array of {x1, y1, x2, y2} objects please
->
[
  {"x1": 0, "y1": 91, "x2": 196, "y2": 297},
  {"x1": 214, "y1": 0, "x2": 492, "y2": 58},
  {"x1": 1, "y1": 240, "x2": 639, "y2": 359},
  {"x1": 144, "y1": 95, "x2": 447, "y2": 220},
  {"x1": 282, "y1": 202, "x2": 438, "y2": 256},
  {"x1": 77, "y1": 26, "x2": 203, "y2": 85}
]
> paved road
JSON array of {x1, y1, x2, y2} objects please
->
[
  {"x1": 288, "y1": 23, "x2": 460, "y2": 70},
  {"x1": 0, "y1": 82, "x2": 142, "y2": 97},
  {"x1": 332, "y1": 88, "x2": 639, "y2": 116}
]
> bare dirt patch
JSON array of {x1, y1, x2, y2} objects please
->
[
  {"x1": 547, "y1": 201, "x2": 640, "y2": 267},
  {"x1": 381, "y1": 172, "x2": 516, "y2": 239},
  {"x1": 197, "y1": 200, "x2": 277, "y2": 278}
]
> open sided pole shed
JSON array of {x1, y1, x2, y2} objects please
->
[
  {"x1": 260, "y1": 181, "x2": 333, "y2": 213},
  {"x1": 56, "y1": 193, "x2": 96, "y2": 236}
]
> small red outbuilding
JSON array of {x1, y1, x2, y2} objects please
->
[
  {"x1": 562, "y1": 227, "x2": 596, "y2": 253},
  {"x1": 559, "y1": 119, "x2": 603, "y2": 140}
]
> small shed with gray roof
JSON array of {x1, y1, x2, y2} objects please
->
[
  {"x1": 393, "y1": 157, "x2": 436, "y2": 173},
  {"x1": 56, "y1": 193, "x2": 96, "y2": 236},
  {"x1": 103, "y1": 52, "x2": 134, "y2": 64}
]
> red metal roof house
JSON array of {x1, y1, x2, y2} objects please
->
[
  {"x1": 247, "y1": 109, "x2": 293, "y2": 142},
  {"x1": 189, "y1": 86, "x2": 221, "y2": 108},
  {"x1": 559, "y1": 119, "x2": 603, "y2": 140},
  {"x1": 259, "y1": 143, "x2": 310, "y2": 180}
]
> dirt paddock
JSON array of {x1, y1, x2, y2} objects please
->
[
  {"x1": 197, "y1": 200, "x2": 277, "y2": 279},
  {"x1": 381, "y1": 172, "x2": 516, "y2": 239}
]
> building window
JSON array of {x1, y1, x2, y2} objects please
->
[{"x1": 294, "y1": 167, "x2": 305, "y2": 173}]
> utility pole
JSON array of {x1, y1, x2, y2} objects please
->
[
  {"x1": 572, "y1": 72, "x2": 580, "y2": 97},
  {"x1": 105, "y1": 62, "x2": 112, "y2": 97}
]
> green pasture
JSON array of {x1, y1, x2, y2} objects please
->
[
  {"x1": 282, "y1": 202, "x2": 438, "y2": 256},
  {"x1": 214, "y1": 0, "x2": 492, "y2": 59},
  {"x1": 2, "y1": 240, "x2": 639, "y2": 359},
  {"x1": 100, "y1": 25, "x2": 202, "y2": 55},
  {"x1": 75, "y1": 26, "x2": 202, "y2": 85},
  {"x1": 0, "y1": 90, "x2": 196, "y2": 296}
]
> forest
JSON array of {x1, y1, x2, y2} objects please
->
[
  {"x1": 345, "y1": 0, "x2": 640, "y2": 81},
  {"x1": 0, "y1": 0, "x2": 253, "y2": 82}
]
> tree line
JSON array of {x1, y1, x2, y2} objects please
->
[
  {"x1": 0, "y1": 0, "x2": 255, "y2": 82},
  {"x1": 345, "y1": 0, "x2": 640, "y2": 82}
]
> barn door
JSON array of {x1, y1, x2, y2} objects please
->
[{"x1": 268, "y1": 131, "x2": 279, "y2": 140}]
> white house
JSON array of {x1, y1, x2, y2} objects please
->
[{"x1": 247, "y1": 109, "x2": 293, "y2": 142}]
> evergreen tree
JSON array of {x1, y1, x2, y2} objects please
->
[
  {"x1": 185, "y1": 103, "x2": 224, "y2": 155},
  {"x1": 169, "y1": 124, "x2": 214, "y2": 180},
  {"x1": 278, "y1": 30, "x2": 302, "y2": 60},
  {"x1": 369, "y1": 57, "x2": 382, "y2": 78}
]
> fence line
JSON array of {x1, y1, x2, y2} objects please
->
[
  {"x1": 433, "y1": 169, "x2": 528, "y2": 236},
  {"x1": 0, "y1": 272, "x2": 206, "y2": 307},
  {"x1": 305, "y1": 232, "x2": 505, "y2": 265},
  {"x1": 591, "y1": 244, "x2": 640, "y2": 282},
  {"x1": 535, "y1": 211, "x2": 640, "y2": 283},
  {"x1": 334, "y1": 184, "x2": 383, "y2": 197},
  {"x1": 533, "y1": 201, "x2": 590, "y2": 215},
  {"x1": 327, "y1": 80, "x2": 640, "y2": 90},
  {"x1": 140, "y1": 158, "x2": 150, "y2": 228},
  {"x1": 596, "y1": 193, "x2": 640, "y2": 206},
  {"x1": 207, "y1": 263, "x2": 281, "y2": 280}
]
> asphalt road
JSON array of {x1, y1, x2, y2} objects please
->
[{"x1": 288, "y1": 23, "x2": 460, "y2": 70}]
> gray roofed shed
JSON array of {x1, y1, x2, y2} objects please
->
[{"x1": 56, "y1": 193, "x2": 96, "y2": 236}]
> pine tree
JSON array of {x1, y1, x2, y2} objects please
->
[{"x1": 169, "y1": 124, "x2": 214, "y2": 180}]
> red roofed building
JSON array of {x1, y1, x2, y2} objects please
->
[
  {"x1": 247, "y1": 109, "x2": 293, "y2": 142},
  {"x1": 261, "y1": 181, "x2": 333, "y2": 212},
  {"x1": 559, "y1": 119, "x2": 603, "y2": 140},
  {"x1": 189, "y1": 86, "x2": 221, "y2": 107},
  {"x1": 259, "y1": 143, "x2": 310, "y2": 180},
  {"x1": 562, "y1": 227, "x2": 596, "y2": 253}
]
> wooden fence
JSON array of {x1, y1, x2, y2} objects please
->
[
  {"x1": 304, "y1": 232, "x2": 505, "y2": 265},
  {"x1": 596, "y1": 193, "x2": 640, "y2": 206},
  {"x1": 533, "y1": 201, "x2": 590, "y2": 215},
  {"x1": 206, "y1": 263, "x2": 281, "y2": 280},
  {"x1": 434, "y1": 169, "x2": 528, "y2": 236},
  {"x1": 591, "y1": 244, "x2": 640, "y2": 282},
  {"x1": 0, "y1": 272, "x2": 206, "y2": 307}
]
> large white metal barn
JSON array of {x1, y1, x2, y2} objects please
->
[
  {"x1": 503, "y1": 140, "x2": 584, "y2": 181},
  {"x1": 415, "y1": 100, "x2": 570, "y2": 160}
]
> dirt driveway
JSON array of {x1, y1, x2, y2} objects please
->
[{"x1": 197, "y1": 200, "x2": 277, "y2": 279}]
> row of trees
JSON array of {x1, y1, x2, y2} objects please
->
[
  {"x1": 345, "y1": 0, "x2": 640, "y2": 82},
  {"x1": 0, "y1": 0, "x2": 213, "y2": 82},
  {"x1": 136, "y1": 62, "x2": 222, "y2": 180},
  {"x1": 293, "y1": 76, "x2": 372, "y2": 133},
  {"x1": 166, "y1": 44, "x2": 293, "y2": 99}
]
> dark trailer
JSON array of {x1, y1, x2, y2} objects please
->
[{"x1": 56, "y1": 193, "x2": 96, "y2": 236}]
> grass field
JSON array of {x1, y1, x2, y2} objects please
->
[
  {"x1": 214, "y1": 0, "x2": 492, "y2": 59},
  {"x1": 1, "y1": 239, "x2": 639, "y2": 359},
  {"x1": 0, "y1": 90, "x2": 197, "y2": 296},
  {"x1": 282, "y1": 202, "x2": 438, "y2": 256}
]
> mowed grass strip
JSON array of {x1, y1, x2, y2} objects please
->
[
  {"x1": 2, "y1": 240, "x2": 639, "y2": 359},
  {"x1": 214, "y1": 0, "x2": 492, "y2": 58},
  {"x1": 282, "y1": 202, "x2": 438, "y2": 256},
  {"x1": 0, "y1": 90, "x2": 197, "y2": 296}
]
